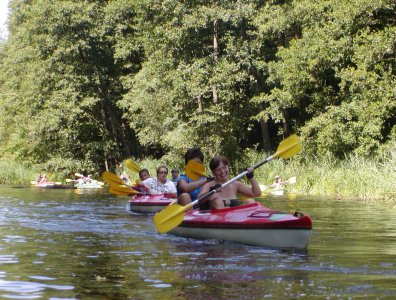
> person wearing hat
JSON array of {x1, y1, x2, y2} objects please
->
[{"x1": 171, "y1": 168, "x2": 179, "y2": 184}]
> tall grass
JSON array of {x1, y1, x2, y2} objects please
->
[
  {"x1": 127, "y1": 150, "x2": 395, "y2": 203},
  {"x1": 2, "y1": 150, "x2": 395, "y2": 203},
  {"x1": 0, "y1": 159, "x2": 38, "y2": 185},
  {"x1": 249, "y1": 152, "x2": 396, "y2": 203}
]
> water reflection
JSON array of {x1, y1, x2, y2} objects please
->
[{"x1": 0, "y1": 185, "x2": 395, "y2": 299}]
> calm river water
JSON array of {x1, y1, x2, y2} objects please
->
[{"x1": 0, "y1": 185, "x2": 395, "y2": 299}]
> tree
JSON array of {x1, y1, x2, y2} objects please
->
[
  {"x1": 0, "y1": 0, "x2": 142, "y2": 173},
  {"x1": 253, "y1": 0, "x2": 395, "y2": 157}
]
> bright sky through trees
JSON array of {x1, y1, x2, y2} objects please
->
[{"x1": 0, "y1": 0, "x2": 9, "y2": 39}]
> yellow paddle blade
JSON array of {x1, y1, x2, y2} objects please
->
[
  {"x1": 274, "y1": 134, "x2": 302, "y2": 159},
  {"x1": 102, "y1": 171, "x2": 125, "y2": 186},
  {"x1": 153, "y1": 203, "x2": 189, "y2": 233},
  {"x1": 110, "y1": 184, "x2": 137, "y2": 195},
  {"x1": 185, "y1": 160, "x2": 207, "y2": 181},
  {"x1": 124, "y1": 159, "x2": 141, "y2": 173},
  {"x1": 30, "y1": 181, "x2": 37, "y2": 185},
  {"x1": 65, "y1": 179, "x2": 73, "y2": 183},
  {"x1": 108, "y1": 186, "x2": 131, "y2": 196}
]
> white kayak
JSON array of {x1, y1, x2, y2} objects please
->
[{"x1": 74, "y1": 180, "x2": 104, "y2": 189}]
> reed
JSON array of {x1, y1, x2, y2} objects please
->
[
  {"x1": 1, "y1": 149, "x2": 394, "y2": 203},
  {"x1": 133, "y1": 150, "x2": 395, "y2": 203},
  {"x1": 0, "y1": 159, "x2": 38, "y2": 185},
  {"x1": 250, "y1": 152, "x2": 395, "y2": 203}
]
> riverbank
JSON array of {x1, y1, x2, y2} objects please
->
[{"x1": 1, "y1": 153, "x2": 395, "y2": 203}]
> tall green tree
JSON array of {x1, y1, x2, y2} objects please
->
[
  {"x1": 0, "y1": 0, "x2": 141, "y2": 173},
  {"x1": 1, "y1": 0, "x2": 394, "y2": 173},
  {"x1": 253, "y1": 0, "x2": 395, "y2": 157},
  {"x1": 120, "y1": 0, "x2": 267, "y2": 163}
]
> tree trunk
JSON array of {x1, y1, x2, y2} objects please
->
[
  {"x1": 197, "y1": 95, "x2": 203, "y2": 112},
  {"x1": 282, "y1": 109, "x2": 291, "y2": 137},
  {"x1": 259, "y1": 117, "x2": 271, "y2": 152},
  {"x1": 212, "y1": 19, "x2": 218, "y2": 103}
]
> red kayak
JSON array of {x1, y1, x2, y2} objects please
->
[
  {"x1": 33, "y1": 182, "x2": 74, "y2": 189},
  {"x1": 169, "y1": 202, "x2": 312, "y2": 250},
  {"x1": 126, "y1": 194, "x2": 176, "y2": 214}
]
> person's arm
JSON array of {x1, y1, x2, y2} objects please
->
[
  {"x1": 237, "y1": 170, "x2": 261, "y2": 197},
  {"x1": 137, "y1": 178, "x2": 153, "y2": 194},
  {"x1": 167, "y1": 180, "x2": 177, "y2": 194},
  {"x1": 197, "y1": 182, "x2": 211, "y2": 198},
  {"x1": 178, "y1": 177, "x2": 208, "y2": 193}
]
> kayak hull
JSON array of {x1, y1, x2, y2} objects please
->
[
  {"x1": 127, "y1": 194, "x2": 175, "y2": 214},
  {"x1": 169, "y1": 203, "x2": 312, "y2": 250},
  {"x1": 74, "y1": 183, "x2": 103, "y2": 189},
  {"x1": 33, "y1": 183, "x2": 74, "y2": 189},
  {"x1": 270, "y1": 189, "x2": 284, "y2": 196}
]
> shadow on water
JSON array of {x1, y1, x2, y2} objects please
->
[{"x1": 0, "y1": 185, "x2": 395, "y2": 299}]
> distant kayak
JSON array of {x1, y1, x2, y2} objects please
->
[
  {"x1": 262, "y1": 185, "x2": 285, "y2": 196},
  {"x1": 31, "y1": 181, "x2": 73, "y2": 189},
  {"x1": 74, "y1": 180, "x2": 104, "y2": 189},
  {"x1": 259, "y1": 176, "x2": 296, "y2": 196}
]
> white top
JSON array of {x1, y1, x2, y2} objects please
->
[{"x1": 142, "y1": 178, "x2": 177, "y2": 195}]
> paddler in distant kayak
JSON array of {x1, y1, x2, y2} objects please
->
[
  {"x1": 198, "y1": 156, "x2": 260, "y2": 210},
  {"x1": 268, "y1": 175, "x2": 287, "y2": 188},
  {"x1": 177, "y1": 148, "x2": 214, "y2": 208}
]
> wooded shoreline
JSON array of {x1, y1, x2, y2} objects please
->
[
  {"x1": 1, "y1": 153, "x2": 394, "y2": 204},
  {"x1": 0, "y1": 1, "x2": 394, "y2": 176}
]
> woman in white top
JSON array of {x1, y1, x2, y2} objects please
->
[{"x1": 141, "y1": 165, "x2": 177, "y2": 195}]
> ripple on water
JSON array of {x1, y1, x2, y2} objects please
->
[
  {"x1": 144, "y1": 279, "x2": 172, "y2": 288},
  {"x1": 0, "y1": 279, "x2": 74, "y2": 299},
  {"x1": 0, "y1": 255, "x2": 18, "y2": 264}
]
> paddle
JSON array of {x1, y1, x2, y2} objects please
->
[
  {"x1": 108, "y1": 186, "x2": 131, "y2": 196},
  {"x1": 185, "y1": 160, "x2": 208, "y2": 181},
  {"x1": 102, "y1": 171, "x2": 128, "y2": 186},
  {"x1": 125, "y1": 159, "x2": 141, "y2": 173},
  {"x1": 109, "y1": 184, "x2": 140, "y2": 196},
  {"x1": 102, "y1": 171, "x2": 142, "y2": 196},
  {"x1": 287, "y1": 176, "x2": 297, "y2": 185},
  {"x1": 153, "y1": 134, "x2": 302, "y2": 233}
]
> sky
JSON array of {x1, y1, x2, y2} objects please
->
[{"x1": 0, "y1": 0, "x2": 10, "y2": 39}]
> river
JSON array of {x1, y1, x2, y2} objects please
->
[{"x1": 0, "y1": 185, "x2": 395, "y2": 299}]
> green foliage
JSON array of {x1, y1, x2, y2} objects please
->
[
  {"x1": 0, "y1": 0, "x2": 138, "y2": 172},
  {"x1": 0, "y1": 159, "x2": 38, "y2": 184},
  {"x1": 0, "y1": 0, "x2": 394, "y2": 187},
  {"x1": 255, "y1": 0, "x2": 395, "y2": 158}
]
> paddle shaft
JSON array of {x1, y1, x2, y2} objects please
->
[{"x1": 188, "y1": 154, "x2": 278, "y2": 208}]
